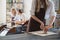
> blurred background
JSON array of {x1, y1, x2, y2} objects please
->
[{"x1": 0, "y1": 0, "x2": 60, "y2": 35}]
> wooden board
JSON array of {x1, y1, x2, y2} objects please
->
[{"x1": 29, "y1": 31, "x2": 57, "y2": 36}]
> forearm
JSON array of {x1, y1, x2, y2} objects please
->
[
  {"x1": 43, "y1": 16, "x2": 56, "y2": 32},
  {"x1": 49, "y1": 16, "x2": 56, "y2": 25},
  {"x1": 15, "y1": 20, "x2": 26, "y2": 25},
  {"x1": 15, "y1": 21, "x2": 22, "y2": 24},
  {"x1": 31, "y1": 15, "x2": 43, "y2": 24},
  {"x1": 21, "y1": 20, "x2": 26, "y2": 24}
]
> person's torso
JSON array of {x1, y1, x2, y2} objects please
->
[
  {"x1": 15, "y1": 14, "x2": 24, "y2": 21},
  {"x1": 35, "y1": 8, "x2": 45, "y2": 21}
]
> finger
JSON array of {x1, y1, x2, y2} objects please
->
[{"x1": 40, "y1": 25, "x2": 43, "y2": 29}]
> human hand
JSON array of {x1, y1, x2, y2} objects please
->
[
  {"x1": 43, "y1": 26, "x2": 48, "y2": 34},
  {"x1": 40, "y1": 22, "x2": 44, "y2": 30},
  {"x1": 43, "y1": 25, "x2": 52, "y2": 34}
]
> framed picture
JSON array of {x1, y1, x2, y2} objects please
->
[{"x1": 6, "y1": 0, "x2": 24, "y2": 34}]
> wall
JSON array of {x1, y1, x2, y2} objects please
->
[
  {"x1": 24, "y1": 0, "x2": 32, "y2": 20},
  {"x1": 59, "y1": 0, "x2": 60, "y2": 9},
  {"x1": 0, "y1": 0, "x2": 6, "y2": 24}
]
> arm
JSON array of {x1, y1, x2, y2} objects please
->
[
  {"x1": 32, "y1": 15, "x2": 45, "y2": 30},
  {"x1": 15, "y1": 20, "x2": 26, "y2": 25},
  {"x1": 43, "y1": 1, "x2": 57, "y2": 33},
  {"x1": 48, "y1": 1, "x2": 57, "y2": 28},
  {"x1": 44, "y1": 2, "x2": 56, "y2": 29},
  {"x1": 43, "y1": 16, "x2": 56, "y2": 34},
  {"x1": 15, "y1": 15, "x2": 26, "y2": 25},
  {"x1": 31, "y1": 15, "x2": 43, "y2": 24},
  {"x1": 49, "y1": 16, "x2": 56, "y2": 26},
  {"x1": 21, "y1": 14, "x2": 27, "y2": 24},
  {"x1": 45, "y1": 16, "x2": 56, "y2": 29},
  {"x1": 30, "y1": 0, "x2": 43, "y2": 24},
  {"x1": 15, "y1": 21, "x2": 22, "y2": 24}
]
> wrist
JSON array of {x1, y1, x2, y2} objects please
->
[
  {"x1": 40, "y1": 21, "x2": 43, "y2": 24},
  {"x1": 48, "y1": 24, "x2": 53, "y2": 28},
  {"x1": 49, "y1": 24, "x2": 52, "y2": 26}
]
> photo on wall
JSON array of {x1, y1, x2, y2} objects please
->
[{"x1": 0, "y1": 0, "x2": 27, "y2": 36}]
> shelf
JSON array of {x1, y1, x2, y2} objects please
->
[
  {"x1": 6, "y1": 0, "x2": 24, "y2": 12},
  {"x1": 54, "y1": 14, "x2": 60, "y2": 27},
  {"x1": 56, "y1": 10, "x2": 60, "y2": 14},
  {"x1": 7, "y1": 2, "x2": 23, "y2": 4},
  {"x1": 6, "y1": 0, "x2": 24, "y2": 3}
]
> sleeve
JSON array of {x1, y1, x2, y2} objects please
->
[
  {"x1": 50, "y1": 1, "x2": 57, "y2": 17},
  {"x1": 13, "y1": 15, "x2": 17, "y2": 21},
  {"x1": 45, "y1": 1, "x2": 57, "y2": 25},
  {"x1": 22, "y1": 14, "x2": 25, "y2": 20},
  {"x1": 30, "y1": 0, "x2": 36, "y2": 16}
]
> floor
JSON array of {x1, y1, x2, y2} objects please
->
[{"x1": 0, "y1": 33, "x2": 60, "y2": 40}]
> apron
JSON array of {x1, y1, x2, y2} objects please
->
[{"x1": 29, "y1": 8, "x2": 46, "y2": 32}]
